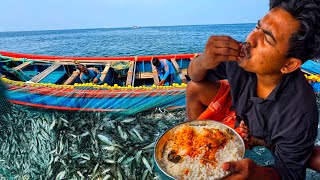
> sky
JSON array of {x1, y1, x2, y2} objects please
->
[{"x1": 0, "y1": 0, "x2": 269, "y2": 32}]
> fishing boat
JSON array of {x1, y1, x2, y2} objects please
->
[
  {"x1": 0, "y1": 51, "x2": 197, "y2": 115},
  {"x1": 301, "y1": 59, "x2": 320, "y2": 94}
]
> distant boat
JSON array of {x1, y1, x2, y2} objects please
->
[
  {"x1": 0, "y1": 51, "x2": 198, "y2": 114},
  {"x1": 133, "y1": 26, "x2": 141, "y2": 29}
]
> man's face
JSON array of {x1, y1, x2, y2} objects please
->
[
  {"x1": 238, "y1": 7, "x2": 300, "y2": 75},
  {"x1": 78, "y1": 66, "x2": 88, "y2": 74}
]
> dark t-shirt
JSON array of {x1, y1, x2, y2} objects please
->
[{"x1": 205, "y1": 61, "x2": 318, "y2": 180}]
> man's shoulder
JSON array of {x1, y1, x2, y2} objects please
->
[
  {"x1": 160, "y1": 59, "x2": 171, "y2": 64},
  {"x1": 279, "y1": 72, "x2": 316, "y2": 109},
  {"x1": 275, "y1": 71, "x2": 318, "y2": 135},
  {"x1": 87, "y1": 68, "x2": 99, "y2": 73},
  {"x1": 286, "y1": 70, "x2": 315, "y2": 101}
]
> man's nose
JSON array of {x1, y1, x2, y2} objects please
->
[{"x1": 246, "y1": 30, "x2": 260, "y2": 48}]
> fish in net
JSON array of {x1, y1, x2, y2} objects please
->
[{"x1": 0, "y1": 79, "x2": 11, "y2": 115}]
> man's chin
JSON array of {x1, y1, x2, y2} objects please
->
[
  {"x1": 237, "y1": 58, "x2": 250, "y2": 71},
  {"x1": 237, "y1": 57, "x2": 247, "y2": 66}
]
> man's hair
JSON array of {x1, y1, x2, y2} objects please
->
[
  {"x1": 270, "y1": 0, "x2": 320, "y2": 62},
  {"x1": 152, "y1": 58, "x2": 160, "y2": 67},
  {"x1": 76, "y1": 64, "x2": 85, "y2": 69}
]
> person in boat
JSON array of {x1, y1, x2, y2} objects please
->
[
  {"x1": 76, "y1": 64, "x2": 102, "y2": 84},
  {"x1": 151, "y1": 58, "x2": 175, "y2": 86},
  {"x1": 186, "y1": 0, "x2": 320, "y2": 179}
]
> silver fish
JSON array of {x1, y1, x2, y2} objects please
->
[
  {"x1": 142, "y1": 156, "x2": 153, "y2": 173},
  {"x1": 97, "y1": 134, "x2": 113, "y2": 146}
]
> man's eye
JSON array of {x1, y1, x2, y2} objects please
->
[{"x1": 265, "y1": 37, "x2": 271, "y2": 44}]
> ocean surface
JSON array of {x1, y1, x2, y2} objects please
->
[
  {"x1": 0, "y1": 24, "x2": 253, "y2": 57},
  {"x1": 0, "y1": 24, "x2": 319, "y2": 179}
]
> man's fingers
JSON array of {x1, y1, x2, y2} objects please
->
[
  {"x1": 242, "y1": 134, "x2": 250, "y2": 141},
  {"x1": 222, "y1": 162, "x2": 231, "y2": 171},
  {"x1": 240, "y1": 127, "x2": 247, "y2": 132},
  {"x1": 206, "y1": 37, "x2": 241, "y2": 55},
  {"x1": 240, "y1": 125, "x2": 248, "y2": 130},
  {"x1": 223, "y1": 162, "x2": 238, "y2": 172},
  {"x1": 222, "y1": 159, "x2": 254, "y2": 179},
  {"x1": 222, "y1": 161, "x2": 240, "y2": 173},
  {"x1": 208, "y1": 36, "x2": 239, "y2": 44},
  {"x1": 240, "y1": 121, "x2": 248, "y2": 128},
  {"x1": 210, "y1": 47, "x2": 242, "y2": 57},
  {"x1": 241, "y1": 129, "x2": 250, "y2": 140},
  {"x1": 242, "y1": 132, "x2": 249, "y2": 137},
  {"x1": 240, "y1": 120, "x2": 245, "y2": 126},
  {"x1": 239, "y1": 120, "x2": 250, "y2": 140},
  {"x1": 208, "y1": 40, "x2": 241, "y2": 51},
  {"x1": 241, "y1": 129, "x2": 248, "y2": 135},
  {"x1": 214, "y1": 55, "x2": 240, "y2": 62},
  {"x1": 240, "y1": 127, "x2": 248, "y2": 133}
]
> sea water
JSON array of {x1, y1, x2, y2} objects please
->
[
  {"x1": 0, "y1": 24, "x2": 319, "y2": 179},
  {"x1": 0, "y1": 24, "x2": 253, "y2": 56}
]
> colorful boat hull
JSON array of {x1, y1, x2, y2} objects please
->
[{"x1": 0, "y1": 51, "x2": 196, "y2": 114}]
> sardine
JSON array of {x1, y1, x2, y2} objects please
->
[
  {"x1": 97, "y1": 134, "x2": 113, "y2": 146},
  {"x1": 142, "y1": 156, "x2": 152, "y2": 173}
]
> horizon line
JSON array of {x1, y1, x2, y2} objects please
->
[{"x1": 0, "y1": 22, "x2": 256, "y2": 33}]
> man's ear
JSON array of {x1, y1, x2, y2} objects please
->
[{"x1": 281, "y1": 58, "x2": 302, "y2": 74}]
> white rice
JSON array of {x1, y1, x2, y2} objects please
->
[{"x1": 161, "y1": 125, "x2": 243, "y2": 180}]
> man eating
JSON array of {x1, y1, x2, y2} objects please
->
[{"x1": 186, "y1": 0, "x2": 320, "y2": 179}]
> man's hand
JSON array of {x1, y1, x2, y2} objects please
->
[
  {"x1": 240, "y1": 120, "x2": 270, "y2": 149},
  {"x1": 93, "y1": 78, "x2": 99, "y2": 84},
  {"x1": 157, "y1": 80, "x2": 165, "y2": 86},
  {"x1": 222, "y1": 159, "x2": 281, "y2": 180},
  {"x1": 240, "y1": 121, "x2": 250, "y2": 141},
  {"x1": 308, "y1": 146, "x2": 320, "y2": 172},
  {"x1": 200, "y1": 36, "x2": 243, "y2": 70},
  {"x1": 187, "y1": 36, "x2": 243, "y2": 81},
  {"x1": 240, "y1": 121, "x2": 253, "y2": 149},
  {"x1": 222, "y1": 159, "x2": 256, "y2": 180}
]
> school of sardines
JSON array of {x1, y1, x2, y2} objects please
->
[
  {"x1": 1, "y1": 96, "x2": 320, "y2": 180},
  {"x1": 0, "y1": 105, "x2": 186, "y2": 180}
]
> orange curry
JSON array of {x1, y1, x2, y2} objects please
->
[{"x1": 171, "y1": 125, "x2": 230, "y2": 167}]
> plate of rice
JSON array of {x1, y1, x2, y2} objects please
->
[{"x1": 154, "y1": 120, "x2": 245, "y2": 180}]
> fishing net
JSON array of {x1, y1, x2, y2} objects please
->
[
  {"x1": 111, "y1": 61, "x2": 131, "y2": 75},
  {"x1": 2, "y1": 77, "x2": 186, "y2": 117}
]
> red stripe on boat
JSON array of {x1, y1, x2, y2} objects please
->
[{"x1": 0, "y1": 51, "x2": 198, "y2": 62}]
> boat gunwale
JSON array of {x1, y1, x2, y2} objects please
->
[{"x1": 0, "y1": 51, "x2": 199, "y2": 62}]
